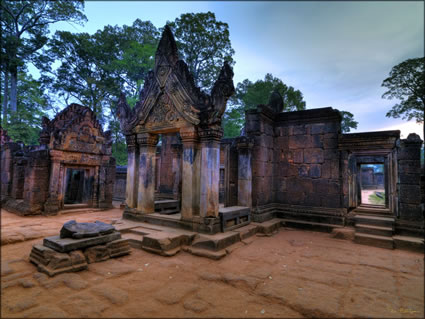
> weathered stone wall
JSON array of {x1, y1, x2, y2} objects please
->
[
  {"x1": 246, "y1": 106, "x2": 342, "y2": 210},
  {"x1": 245, "y1": 107, "x2": 275, "y2": 207},
  {"x1": 397, "y1": 133, "x2": 423, "y2": 222}
]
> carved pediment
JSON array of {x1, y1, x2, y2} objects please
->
[{"x1": 117, "y1": 25, "x2": 235, "y2": 135}]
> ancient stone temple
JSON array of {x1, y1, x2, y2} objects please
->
[
  {"x1": 116, "y1": 26, "x2": 424, "y2": 246},
  {"x1": 117, "y1": 26, "x2": 236, "y2": 233},
  {"x1": 1, "y1": 104, "x2": 115, "y2": 215}
]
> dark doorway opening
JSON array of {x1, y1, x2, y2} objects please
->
[
  {"x1": 64, "y1": 169, "x2": 85, "y2": 204},
  {"x1": 360, "y1": 164, "x2": 385, "y2": 206}
]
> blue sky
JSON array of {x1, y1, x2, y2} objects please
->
[{"x1": 46, "y1": 1, "x2": 424, "y2": 138}]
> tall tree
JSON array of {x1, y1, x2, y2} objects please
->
[
  {"x1": 3, "y1": 71, "x2": 50, "y2": 145},
  {"x1": 41, "y1": 20, "x2": 159, "y2": 124},
  {"x1": 382, "y1": 57, "x2": 425, "y2": 138},
  {"x1": 0, "y1": 0, "x2": 86, "y2": 120},
  {"x1": 167, "y1": 12, "x2": 235, "y2": 91},
  {"x1": 223, "y1": 73, "x2": 306, "y2": 138}
]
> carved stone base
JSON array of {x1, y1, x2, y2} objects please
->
[{"x1": 29, "y1": 239, "x2": 131, "y2": 276}]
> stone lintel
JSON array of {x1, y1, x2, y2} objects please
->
[{"x1": 43, "y1": 231, "x2": 121, "y2": 253}]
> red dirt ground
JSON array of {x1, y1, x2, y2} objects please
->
[{"x1": 1, "y1": 208, "x2": 424, "y2": 318}]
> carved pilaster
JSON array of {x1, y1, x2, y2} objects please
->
[
  {"x1": 125, "y1": 134, "x2": 137, "y2": 152},
  {"x1": 198, "y1": 127, "x2": 223, "y2": 143},
  {"x1": 137, "y1": 133, "x2": 159, "y2": 148}
]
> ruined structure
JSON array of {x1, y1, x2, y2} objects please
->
[
  {"x1": 115, "y1": 26, "x2": 423, "y2": 248},
  {"x1": 1, "y1": 104, "x2": 115, "y2": 215},
  {"x1": 117, "y1": 26, "x2": 237, "y2": 234}
]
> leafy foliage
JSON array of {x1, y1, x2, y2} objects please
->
[
  {"x1": 339, "y1": 110, "x2": 358, "y2": 133},
  {"x1": 222, "y1": 74, "x2": 306, "y2": 138},
  {"x1": 382, "y1": 57, "x2": 424, "y2": 124},
  {"x1": 2, "y1": 72, "x2": 50, "y2": 145},
  {"x1": 1, "y1": 0, "x2": 87, "y2": 113},
  {"x1": 167, "y1": 12, "x2": 235, "y2": 91}
]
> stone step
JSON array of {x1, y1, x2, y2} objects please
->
[
  {"x1": 121, "y1": 233, "x2": 144, "y2": 249},
  {"x1": 280, "y1": 219, "x2": 343, "y2": 233},
  {"x1": 252, "y1": 218, "x2": 282, "y2": 235},
  {"x1": 355, "y1": 223, "x2": 393, "y2": 237},
  {"x1": 62, "y1": 203, "x2": 90, "y2": 210},
  {"x1": 393, "y1": 235, "x2": 424, "y2": 253},
  {"x1": 191, "y1": 232, "x2": 240, "y2": 251},
  {"x1": 141, "y1": 231, "x2": 196, "y2": 257},
  {"x1": 354, "y1": 206, "x2": 391, "y2": 215},
  {"x1": 182, "y1": 246, "x2": 227, "y2": 260},
  {"x1": 354, "y1": 233, "x2": 394, "y2": 249},
  {"x1": 58, "y1": 208, "x2": 102, "y2": 215},
  {"x1": 354, "y1": 215, "x2": 394, "y2": 228},
  {"x1": 276, "y1": 211, "x2": 345, "y2": 226}
]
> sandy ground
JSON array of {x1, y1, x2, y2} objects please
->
[
  {"x1": 361, "y1": 189, "x2": 385, "y2": 205},
  {"x1": 1, "y1": 208, "x2": 424, "y2": 318}
]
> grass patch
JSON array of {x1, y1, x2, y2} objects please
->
[{"x1": 368, "y1": 192, "x2": 385, "y2": 205}]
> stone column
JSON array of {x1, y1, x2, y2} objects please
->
[
  {"x1": 171, "y1": 143, "x2": 182, "y2": 200},
  {"x1": 44, "y1": 150, "x2": 63, "y2": 213},
  {"x1": 236, "y1": 137, "x2": 254, "y2": 208},
  {"x1": 199, "y1": 127, "x2": 223, "y2": 218},
  {"x1": 180, "y1": 127, "x2": 200, "y2": 219},
  {"x1": 137, "y1": 133, "x2": 158, "y2": 213},
  {"x1": 125, "y1": 135, "x2": 138, "y2": 208}
]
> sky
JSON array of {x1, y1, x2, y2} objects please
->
[{"x1": 46, "y1": 1, "x2": 424, "y2": 139}]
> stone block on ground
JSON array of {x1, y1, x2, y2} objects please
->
[
  {"x1": 84, "y1": 245, "x2": 110, "y2": 264},
  {"x1": 29, "y1": 244, "x2": 88, "y2": 277},
  {"x1": 106, "y1": 238, "x2": 131, "y2": 258},
  {"x1": 43, "y1": 231, "x2": 121, "y2": 253},
  {"x1": 141, "y1": 231, "x2": 191, "y2": 256},
  {"x1": 254, "y1": 218, "x2": 282, "y2": 235}
]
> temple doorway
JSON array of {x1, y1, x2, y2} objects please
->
[
  {"x1": 360, "y1": 164, "x2": 386, "y2": 206},
  {"x1": 64, "y1": 168, "x2": 86, "y2": 204}
]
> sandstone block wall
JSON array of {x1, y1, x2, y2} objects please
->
[
  {"x1": 246, "y1": 106, "x2": 343, "y2": 209},
  {"x1": 397, "y1": 134, "x2": 423, "y2": 221}
]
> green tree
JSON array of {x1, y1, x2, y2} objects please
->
[
  {"x1": 3, "y1": 72, "x2": 50, "y2": 145},
  {"x1": 339, "y1": 110, "x2": 358, "y2": 133},
  {"x1": 41, "y1": 19, "x2": 159, "y2": 164},
  {"x1": 167, "y1": 12, "x2": 235, "y2": 91},
  {"x1": 223, "y1": 73, "x2": 306, "y2": 138},
  {"x1": 382, "y1": 57, "x2": 424, "y2": 138},
  {"x1": 233, "y1": 74, "x2": 306, "y2": 111},
  {"x1": 0, "y1": 0, "x2": 86, "y2": 122}
]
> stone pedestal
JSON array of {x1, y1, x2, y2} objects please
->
[
  {"x1": 137, "y1": 133, "x2": 158, "y2": 213},
  {"x1": 236, "y1": 137, "x2": 254, "y2": 208},
  {"x1": 125, "y1": 135, "x2": 138, "y2": 208},
  {"x1": 180, "y1": 127, "x2": 200, "y2": 219},
  {"x1": 199, "y1": 128, "x2": 222, "y2": 218}
]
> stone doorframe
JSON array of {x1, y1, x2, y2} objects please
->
[
  {"x1": 348, "y1": 152, "x2": 396, "y2": 212},
  {"x1": 61, "y1": 165, "x2": 97, "y2": 207},
  {"x1": 125, "y1": 125, "x2": 223, "y2": 221}
]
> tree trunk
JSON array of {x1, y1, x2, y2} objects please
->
[
  {"x1": 9, "y1": 67, "x2": 18, "y2": 113},
  {"x1": 2, "y1": 71, "x2": 8, "y2": 125}
]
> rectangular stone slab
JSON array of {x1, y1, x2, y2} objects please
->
[{"x1": 43, "y1": 232, "x2": 121, "y2": 253}]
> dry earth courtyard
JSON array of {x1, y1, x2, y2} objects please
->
[{"x1": 1, "y1": 207, "x2": 423, "y2": 318}]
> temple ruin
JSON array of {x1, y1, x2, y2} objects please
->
[
  {"x1": 1, "y1": 104, "x2": 115, "y2": 215},
  {"x1": 116, "y1": 26, "x2": 423, "y2": 248}
]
